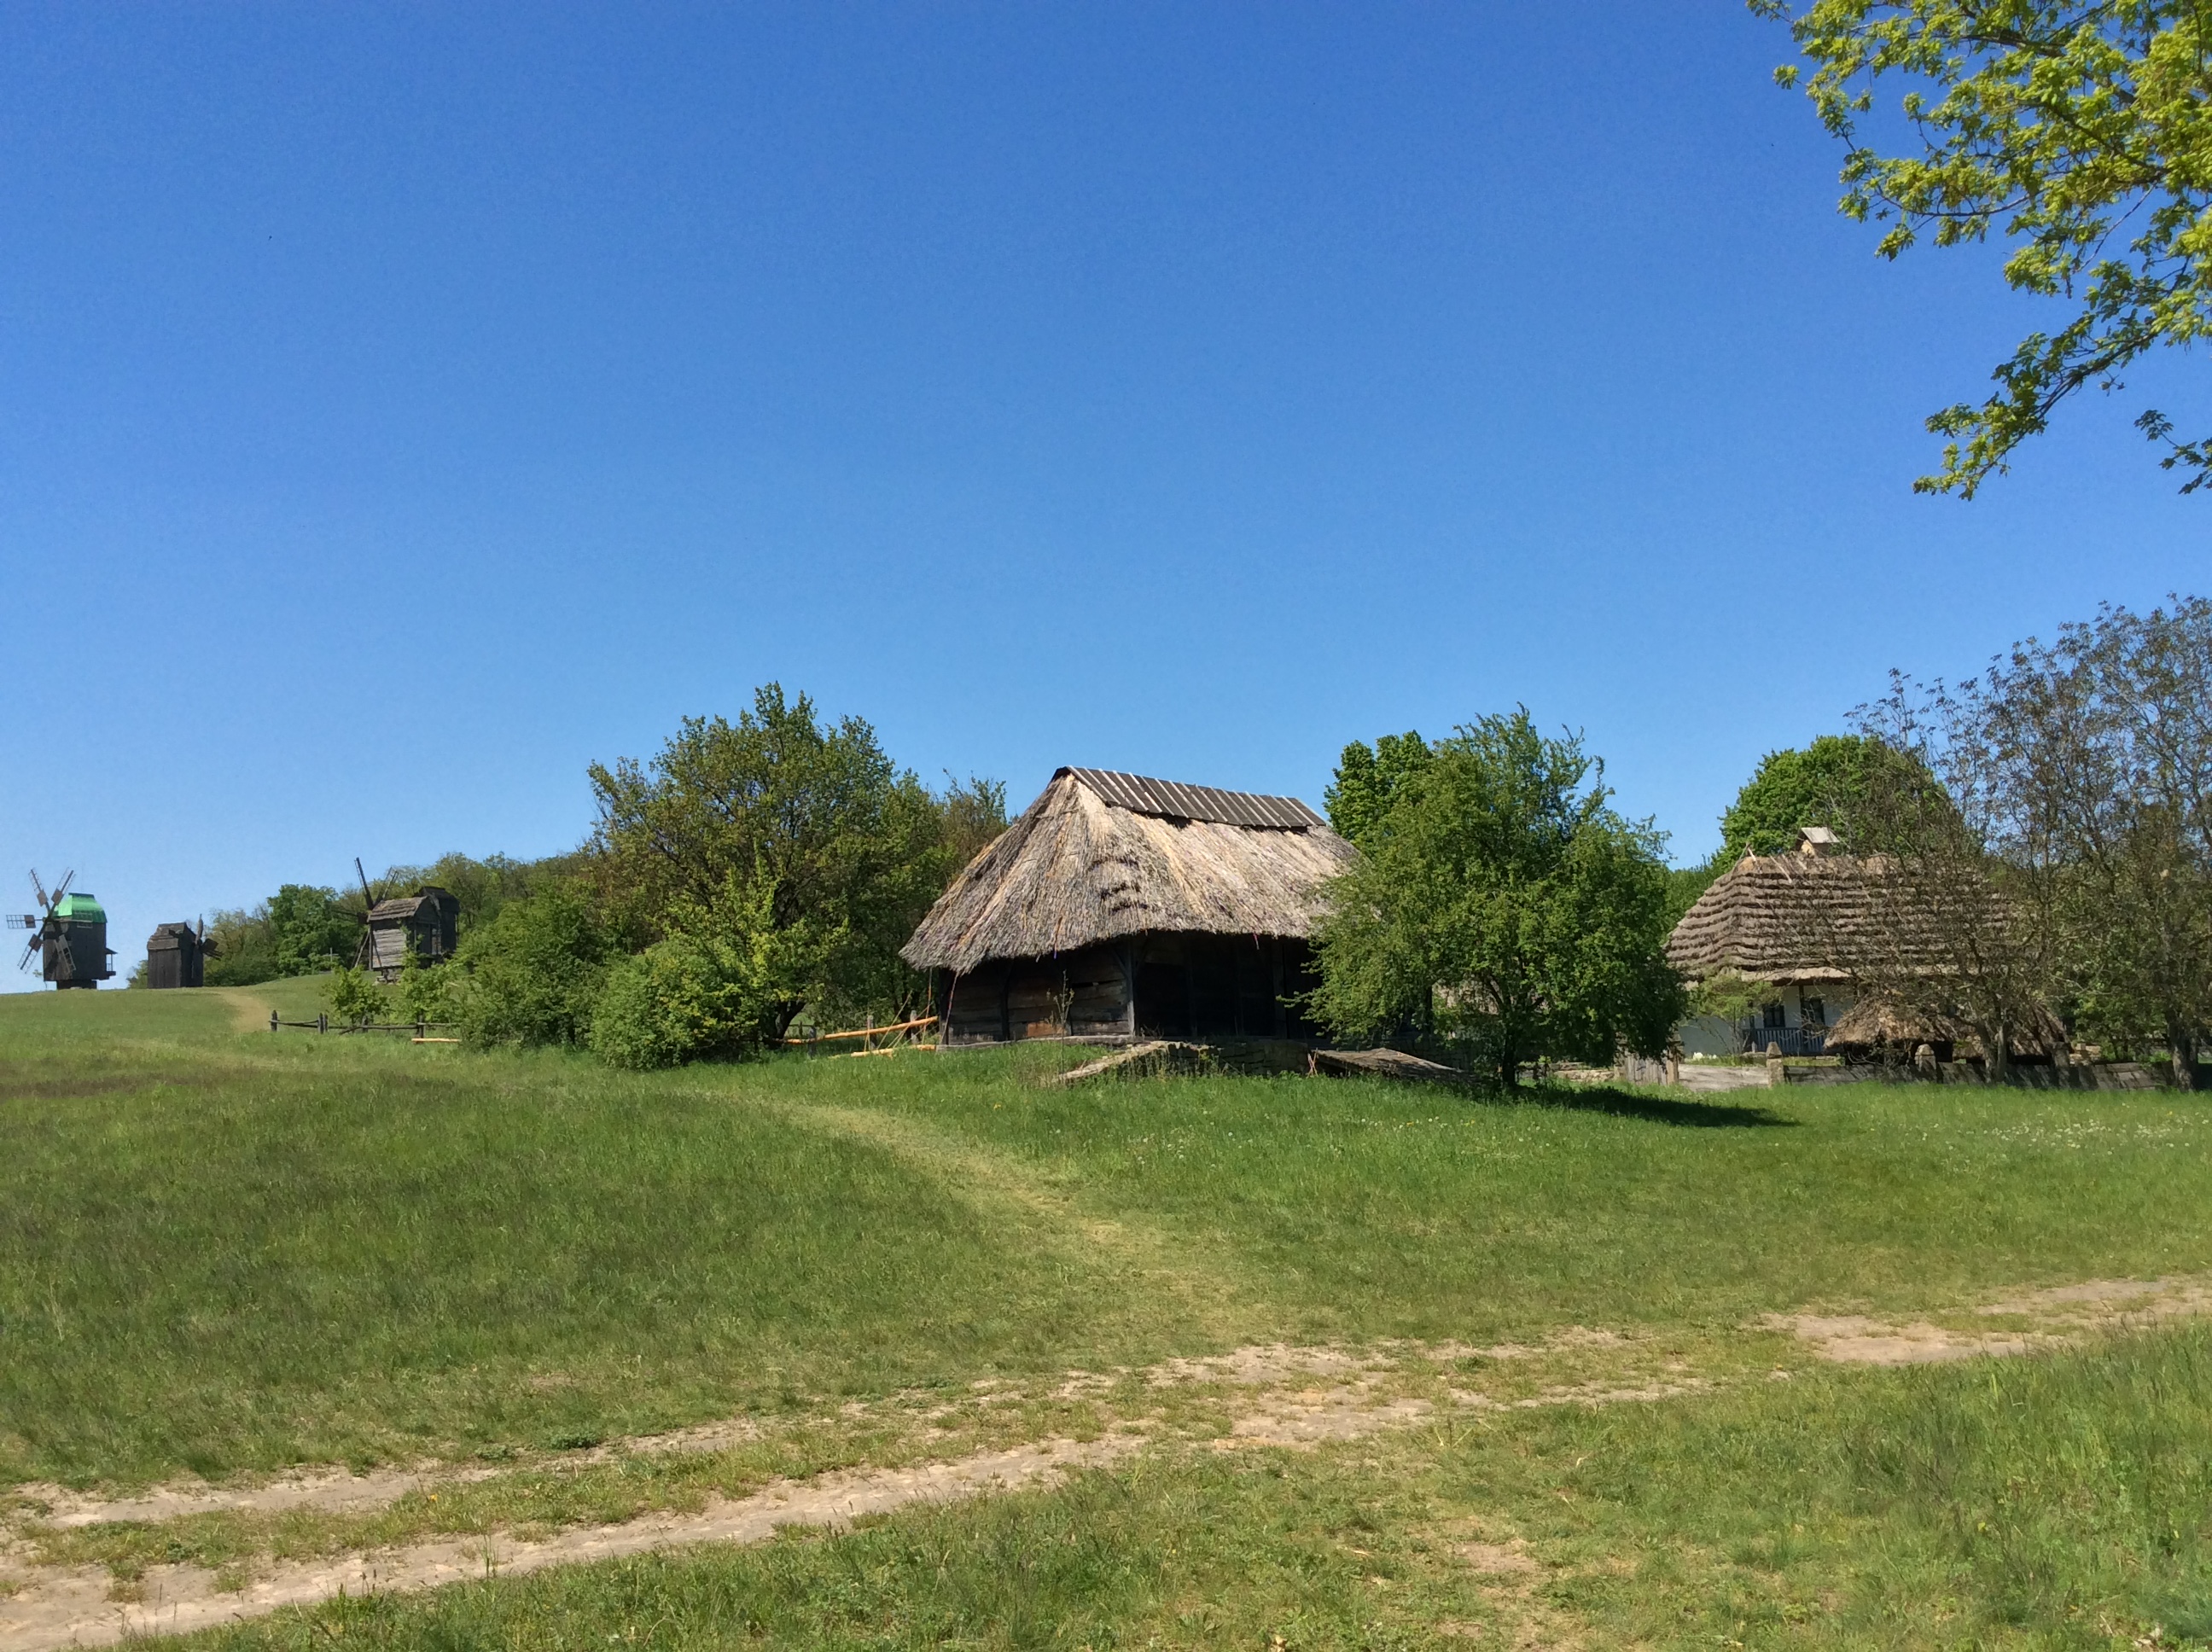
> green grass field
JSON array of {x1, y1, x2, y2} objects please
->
[{"x1": 6, "y1": 984, "x2": 2212, "y2": 1647}]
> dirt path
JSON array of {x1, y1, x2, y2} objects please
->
[
  {"x1": 0, "y1": 1438, "x2": 1138, "y2": 1652},
  {"x1": 9, "y1": 1277, "x2": 2209, "y2": 1651},
  {"x1": 0, "y1": 1332, "x2": 1666, "y2": 1651},
  {"x1": 774, "y1": 1096, "x2": 1266, "y2": 1342},
  {"x1": 1773, "y1": 1274, "x2": 2212, "y2": 1364}
]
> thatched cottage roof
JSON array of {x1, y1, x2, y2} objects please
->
[
  {"x1": 1666, "y1": 832, "x2": 1948, "y2": 985},
  {"x1": 902, "y1": 768, "x2": 1359, "y2": 974}
]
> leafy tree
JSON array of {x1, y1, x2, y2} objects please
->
[
  {"x1": 1717, "y1": 734, "x2": 1915, "y2": 860},
  {"x1": 457, "y1": 883, "x2": 613, "y2": 1049},
  {"x1": 369, "y1": 850, "x2": 584, "y2": 938},
  {"x1": 1325, "y1": 731, "x2": 1435, "y2": 851},
  {"x1": 201, "y1": 905, "x2": 277, "y2": 986},
  {"x1": 1755, "y1": 0, "x2": 2212, "y2": 495},
  {"x1": 937, "y1": 775, "x2": 1011, "y2": 872},
  {"x1": 396, "y1": 951, "x2": 462, "y2": 1025},
  {"x1": 1844, "y1": 675, "x2": 2063, "y2": 1078},
  {"x1": 268, "y1": 885, "x2": 357, "y2": 976},
  {"x1": 588, "y1": 683, "x2": 969, "y2": 1040},
  {"x1": 1946, "y1": 598, "x2": 2212, "y2": 1080},
  {"x1": 1308, "y1": 710, "x2": 1685, "y2": 1088},
  {"x1": 588, "y1": 893, "x2": 815, "y2": 1070}
]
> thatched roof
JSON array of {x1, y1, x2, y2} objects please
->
[
  {"x1": 1825, "y1": 995, "x2": 2068, "y2": 1061},
  {"x1": 1822, "y1": 998, "x2": 1965, "y2": 1051},
  {"x1": 902, "y1": 768, "x2": 1358, "y2": 973},
  {"x1": 1666, "y1": 835, "x2": 1949, "y2": 985}
]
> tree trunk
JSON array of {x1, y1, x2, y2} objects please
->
[{"x1": 2172, "y1": 1028, "x2": 2198, "y2": 1091}]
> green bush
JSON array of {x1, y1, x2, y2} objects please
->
[
  {"x1": 458, "y1": 884, "x2": 612, "y2": 1049},
  {"x1": 588, "y1": 934, "x2": 760, "y2": 1070},
  {"x1": 323, "y1": 967, "x2": 390, "y2": 1026},
  {"x1": 396, "y1": 953, "x2": 462, "y2": 1025}
]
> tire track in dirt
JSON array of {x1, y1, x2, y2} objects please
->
[{"x1": 0, "y1": 1438, "x2": 1139, "y2": 1652}]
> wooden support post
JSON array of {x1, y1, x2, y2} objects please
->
[
  {"x1": 317, "y1": 1013, "x2": 328, "y2": 1034},
  {"x1": 269, "y1": 1010, "x2": 278, "y2": 1033}
]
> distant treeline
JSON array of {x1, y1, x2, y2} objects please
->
[{"x1": 201, "y1": 852, "x2": 584, "y2": 987}]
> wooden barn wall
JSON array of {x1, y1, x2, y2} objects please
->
[{"x1": 940, "y1": 933, "x2": 1321, "y2": 1045}]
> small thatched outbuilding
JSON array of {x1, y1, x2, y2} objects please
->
[
  {"x1": 1820, "y1": 996, "x2": 2068, "y2": 1066},
  {"x1": 902, "y1": 767, "x2": 1358, "y2": 1045}
]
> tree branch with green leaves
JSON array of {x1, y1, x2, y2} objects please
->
[{"x1": 1754, "y1": 0, "x2": 2212, "y2": 494}]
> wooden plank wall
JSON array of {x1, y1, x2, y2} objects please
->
[
  {"x1": 941, "y1": 945, "x2": 1130, "y2": 1044},
  {"x1": 940, "y1": 934, "x2": 1322, "y2": 1045}
]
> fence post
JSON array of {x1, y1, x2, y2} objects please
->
[
  {"x1": 318, "y1": 1013, "x2": 328, "y2": 1034},
  {"x1": 270, "y1": 1010, "x2": 278, "y2": 1033}
]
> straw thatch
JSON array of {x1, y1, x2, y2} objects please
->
[
  {"x1": 1824, "y1": 995, "x2": 2068, "y2": 1062},
  {"x1": 1666, "y1": 844, "x2": 1952, "y2": 985},
  {"x1": 902, "y1": 768, "x2": 1359, "y2": 974},
  {"x1": 1820, "y1": 997, "x2": 1965, "y2": 1051}
]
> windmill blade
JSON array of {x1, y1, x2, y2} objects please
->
[
  {"x1": 18, "y1": 936, "x2": 37, "y2": 973},
  {"x1": 355, "y1": 857, "x2": 378, "y2": 913},
  {"x1": 49, "y1": 870, "x2": 73, "y2": 906},
  {"x1": 28, "y1": 870, "x2": 46, "y2": 910}
]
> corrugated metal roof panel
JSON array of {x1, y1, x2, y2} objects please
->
[{"x1": 1057, "y1": 768, "x2": 1326, "y2": 831}]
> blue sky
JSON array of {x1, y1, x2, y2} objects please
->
[{"x1": 1, "y1": 3, "x2": 2203, "y2": 986}]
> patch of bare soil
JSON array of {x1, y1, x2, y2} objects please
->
[
  {"x1": 0, "y1": 1438, "x2": 1138, "y2": 1652},
  {"x1": 1773, "y1": 1274, "x2": 2212, "y2": 1364},
  {"x1": 9, "y1": 1419, "x2": 766, "y2": 1532},
  {"x1": 1220, "y1": 1390, "x2": 1435, "y2": 1448}
]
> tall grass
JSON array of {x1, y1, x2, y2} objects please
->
[
  {"x1": 174, "y1": 1327, "x2": 2212, "y2": 1650},
  {"x1": 1857, "y1": 1325, "x2": 2212, "y2": 1642},
  {"x1": 0, "y1": 1003, "x2": 1171, "y2": 1486},
  {"x1": 10, "y1": 984, "x2": 2212, "y2": 1495},
  {"x1": 765, "y1": 1053, "x2": 2212, "y2": 1339}
]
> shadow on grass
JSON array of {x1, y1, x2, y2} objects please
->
[{"x1": 1510, "y1": 1083, "x2": 1796, "y2": 1129}]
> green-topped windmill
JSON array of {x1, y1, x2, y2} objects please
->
[{"x1": 9, "y1": 870, "x2": 116, "y2": 988}]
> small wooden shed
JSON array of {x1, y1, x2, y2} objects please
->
[
  {"x1": 902, "y1": 767, "x2": 1359, "y2": 1045},
  {"x1": 363, "y1": 886, "x2": 460, "y2": 982},
  {"x1": 145, "y1": 922, "x2": 211, "y2": 989}
]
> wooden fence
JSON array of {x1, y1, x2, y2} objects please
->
[
  {"x1": 270, "y1": 1013, "x2": 461, "y2": 1044},
  {"x1": 780, "y1": 1015, "x2": 938, "y2": 1058}
]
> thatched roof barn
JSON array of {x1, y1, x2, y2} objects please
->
[{"x1": 904, "y1": 767, "x2": 1358, "y2": 1044}]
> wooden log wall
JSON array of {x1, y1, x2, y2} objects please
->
[{"x1": 940, "y1": 933, "x2": 1321, "y2": 1045}]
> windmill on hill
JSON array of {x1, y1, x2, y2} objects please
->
[
  {"x1": 349, "y1": 857, "x2": 459, "y2": 983},
  {"x1": 9, "y1": 870, "x2": 116, "y2": 988}
]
